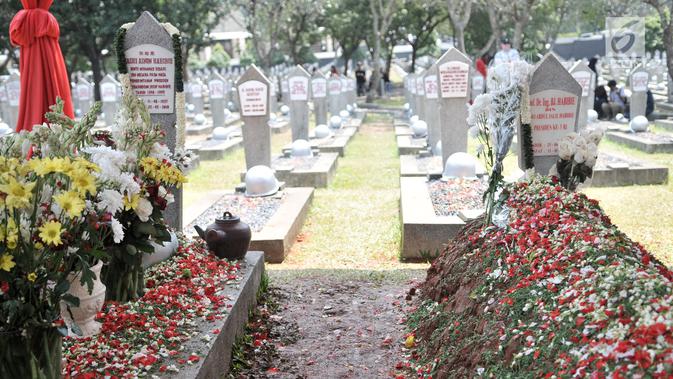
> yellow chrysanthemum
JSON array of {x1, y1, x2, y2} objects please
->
[
  {"x1": 124, "y1": 193, "x2": 140, "y2": 211},
  {"x1": 2, "y1": 218, "x2": 18, "y2": 250},
  {"x1": 0, "y1": 177, "x2": 36, "y2": 210},
  {"x1": 72, "y1": 157, "x2": 100, "y2": 173},
  {"x1": 0, "y1": 254, "x2": 15, "y2": 272},
  {"x1": 27, "y1": 272, "x2": 37, "y2": 282},
  {"x1": 39, "y1": 221, "x2": 63, "y2": 246},
  {"x1": 29, "y1": 157, "x2": 71, "y2": 176},
  {"x1": 69, "y1": 169, "x2": 97, "y2": 196},
  {"x1": 54, "y1": 190, "x2": 86, "y2": 218}
]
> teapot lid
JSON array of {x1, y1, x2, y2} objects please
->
[{"x1": 215, "y1": 211, "x2": 240, "y2": 224}]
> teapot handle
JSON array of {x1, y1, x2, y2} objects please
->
[{"x1": 223, "y1": 211, "x2": 233, "y2": 219}]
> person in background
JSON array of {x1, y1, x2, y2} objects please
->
[
  {"x1": 594, "y1": 84, "x2": 609, "y2": 120},
  {"x1": 355, "y1": 63, "x2": 367, "y2": 96},
  {"x1": 588, "y1": 56, "x2": 598, "y2": 87},
  {"x1": 601, "y1": 80, "x2": 627, "y2": 120},
  {"x1": 330, "y1": 65, "x2": 339, "y2": 77},
  {"x1": 493, "y1": 37, "x2": 520, "y2": 65},
  {"x1": 475, "y1": 53, "x2": 491, "y2": 79},
  {"x1": 646, "y1": 89, "x2": 655, "y2": 120},
  {"x1": 382, "y1": 69, "x2": 391, "y2": 95}
]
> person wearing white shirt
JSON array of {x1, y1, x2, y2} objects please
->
[{"x1": 493, "y1": 37, "x2": 520, "y2": 65}]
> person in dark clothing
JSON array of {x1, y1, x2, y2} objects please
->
[
  {"x1": 355, "y1": 63, "x2": 367, "y2": 96},
  {"x1": 594, "y1": 84, "x2": 609, "y2": 120},
  {"x1": 646, "y1": 89, "x2": 655, "y2": 120},
  {"x1": 382, "y1": 69, "x2": 391, "y2": 94},
  {"x1": 588, "y1": 57, "x2": 599, "y2": 87}
]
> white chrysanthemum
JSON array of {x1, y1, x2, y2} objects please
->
[
  {"x1": 585, "y1": 154, "x2": 597, "y2": 168},
  {"x1": 150, "y1": 143, "x2": 172, "y2": 161},
  {"x1": 135, "y1": 198, "x2": 153, "y2": 222},
  {"x1": 117, "y1": 173, "x2": 141, "y2": 197},
  {"x1": 467, "y1": 93, "x2": 492, "y2": 126},
  {"x1": 97, "y1": 189, "x2": 125, "y2": 215},
  {"x1": 510, "y1": 61, "x2": 532, "y2": 85},
  {"x1": 574, "y1": 149, "x2": 586, "y2": 164},
  {"x1": 83, "y1": 146, "x2": 127, "y2": 179},
  {"x1": 573, "y1": 135, "x2": 588, "y2": 151},
  {"x1": 110, "y1": 217, "x2": 124, "y2": 243}
]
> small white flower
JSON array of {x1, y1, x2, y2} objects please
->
[
  {"x1": 110, "y1": 217, "x2": 124, "y2": 243},
  {"x1": 97, "y1": 189, "x2": 125, "y2": 215},
  {"x1": 574, "y1": 149, "x2": 586, "y2": 164}
]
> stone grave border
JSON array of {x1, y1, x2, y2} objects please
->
[
  {"x1": 274, "y1": 152, "x2": 340, "y2": 188},
  {"x1": 166, "y1": 251, "x2": 264, "y2": 378},
  {"x1": 189, "y1": 136, "x2": 243, "y2": 161},
  {"x1": 655, "y1": 119, "x2": 673, "y2": 132},
  {"x1": 399, "y1": 176, "x2": 482, "y2": 260},
  {"x1": 282, "y1": 127, "x2": 357, "y2": 157},
  {"x1": 397, "y1": 135, "x2": 427, "y2": 155},
  {"x1": 605, "y1": 131, "x2": 673, "y2": 153},
  {"x1": 249, "y1": 188, "x2": 314, "y2": 263}
]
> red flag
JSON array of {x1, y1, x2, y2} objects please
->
[{"x1": 9, "y1": 0, "x2": 74, "y2": 132}]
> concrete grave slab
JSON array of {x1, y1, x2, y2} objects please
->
[
  {"x1": 605, "y1": 131, "x2": 673, "y2": 153},
  {"x1": 400, "y1": 177, "x2": 483, "y2": 260},
  {"x1": 397, "y1": 135, "x2": 427, "y2": 155}
]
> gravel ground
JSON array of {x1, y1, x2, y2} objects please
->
[
  {"x1": 184, "y1": 192, "x2": 283, "y2": 234},
  {"x1": 415, "y1": 155, "x2": 443, "y2": 173},
  {"x1": 273, "y1": 156, "x2": 320, "y2": 171},
  {"x1": 427, "y1": 178, "x2": 487, "y2": 216},
  {"x1": 227, "y1": 273, "x2": 422, "y2": 379}
]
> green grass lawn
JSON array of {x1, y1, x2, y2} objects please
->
[
  {"x1": 583, "y1": 138, "x2": 673, "y2": 266},
  {"x1": 372, "y1": 96, "x2": 405, "y2": 108}
]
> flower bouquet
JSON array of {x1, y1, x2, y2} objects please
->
[
  {"x1": 467, "y1": 61, "x2": 532, "y2": 226},
  {"x1": 551, "y1": 128, "x2": 603, "y2": 191},
  {"x1": 86, "y1": 90, "x2": 186, "y2": 302},
  {"x1": 0, "y1": 101, "x2": 111, "y2": 378}
]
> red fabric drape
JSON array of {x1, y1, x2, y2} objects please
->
[{"x1": 9, "y1": 0, "x2": 74, "y2": 132}]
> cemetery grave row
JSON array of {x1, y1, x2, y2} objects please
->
[{"x1": 396, "y1": 49, "x2": 670, "y2": 260}]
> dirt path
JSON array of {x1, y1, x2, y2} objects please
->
[
  {"x1": 232, "y1": 272, "x2": 423, "y2": 379},
  {"x1": 230, "y1": 116, "x2": 427, "y2": 378}
]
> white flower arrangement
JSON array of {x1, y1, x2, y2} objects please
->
[
  {"x1": 467, "y1": 61, "x2": 533, "y2": 225},
  {"x1": 552, "y1": 128, "x2": 605, "y2": 191}
]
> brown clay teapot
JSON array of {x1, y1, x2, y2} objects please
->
[{"x1": 194, "y1": 212, "x2": 251, "y2": 260}]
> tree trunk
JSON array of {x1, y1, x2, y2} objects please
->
[
  {"x1": 367, "y1": 8, "x2": 381, "y2": 102},
  {"x1": 454, "y1": 26, "x2": 466, "y2": 53},
  {"x1": 88, "y1": 47, "x2": 103, "y2": 102},
  {"x1": 385, "y1": 49, "x2": 393, "y2": 78},
  {"x1": 343, "y1": 51, "x2": 352, "y2": 76},
  {"x1": 512, "y1": 20, "x2": 525, "y2": 50},
  {"x1": 410, "y1": 46, "x2": 417, "y2": 73}
]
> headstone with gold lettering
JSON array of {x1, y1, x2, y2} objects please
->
[
  {"x1": 436, "y1": 47, "x2": 471, "y2": 165},
  {"x1": 524, "y1": 53, "x2": 582, "y2": 175},
  {"x1": 123, "y1": 11, "x2": 181, "y2": 229},
  {"x1": 238, "y1": 65, "x2": 272, "y2": 169}
]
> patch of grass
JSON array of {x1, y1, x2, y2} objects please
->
[
  {"x1": 270, "y1": 120, "x2": 427, "y2": 271},
  {"x1": 582, "y1": 138, "x2": 673, "y2": 266},
  {"x1": 183, "y1": 128, "x2": 292, "y2": 209},
  {"x1": 372, "y1": 96, "x2": 405, "y2": 108}
]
